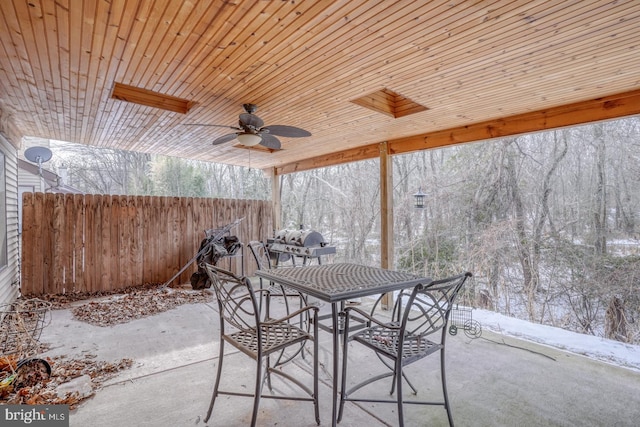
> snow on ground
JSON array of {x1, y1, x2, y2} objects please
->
[{"x1": 472, "y1": 308, "x2": 640, "y2": 372}]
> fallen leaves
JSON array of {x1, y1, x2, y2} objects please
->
[
  {"x1": 0, "y1": 354, "x2": 133, "y2": 408},
  {"x1": 0, "y1": 284, "x2": 211, "y2": 409},
  {"x1": 32, "y1": 283, "x2": 175, "y2": 309},
  {"x1": 70, "y1": 288, "x2": 212, "y2": 326},
  {"x1": 12, "y1": 358, "x2": 51, "y2": 390}
]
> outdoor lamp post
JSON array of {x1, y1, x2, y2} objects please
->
[{"x1": 413, "y1": 188, "x2": 427, "y2": 209}]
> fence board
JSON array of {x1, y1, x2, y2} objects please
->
[
  {"x1": 105, "y1": 196, "x2": 116, "y2": 288},
  {"x1": 118, "y1": 196, "x2": 130, "y2": 286},
  {"x1": 110, "y1": 196, "x2": 121, "y2": 287},
  {"x1": 85, "y1": 195, "x2": 99, "y2": 293},
  {"x1": 20, "y1": 194, "x2": 271, "y2": 295},
  {"x1": 166, "y1": 197, "x2": 178, "y2": 280},
  {"x1": 101, "y1": 195, "x2": 113, "y2": 291},
  {"x1": 63, "y1": 195, "x2": 75, "y2": 290},
  {"x1": 21, "y1": 193, "x2": 35, "y2": 293},
  {"x1": 141, "y1": 196, "x2": 153, "y2": 284},
  {"x1": 179, "y1": 197, "x2": 193, "y2": 284},
  {"x1": 32, "y1": 192, "x2": 45, "y2": 295},
  {"x1": 52, "y1": 193, "x2": 65, "y2": 291},
  {"x1": 159, "y1": 197, "x2": 170, "y2": 283},
  {"x1": 130, "y1": 196, "x2": 144, "y2": 286},
  {"x1": 72, "y1": 194, "x2": 85, "y2": 292},
  {"x1": 43, "y1": 194, "x2": 54, "y2": 294}
]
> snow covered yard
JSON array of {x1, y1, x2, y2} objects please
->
[{"x1": 473, "y1": 308, "x2": 640, "y2": 372}]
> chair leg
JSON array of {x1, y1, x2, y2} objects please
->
[
  {"x1": 390, "y1": 370, "x2": 418, "y2": 396},
  {"x1": 298, "y1": 293, "x2": 307, "y2": 360},
  {"x1": 265, "y1": 355, "x2": 273, "y2": 391},
  {"x1": 396, "y1": 361, "x2": 404, "y2": 427},
  {"x1": 403, "y1": 370, "x2": 418, "y2": 395},
  {"x1": 258, "y1": 278, "x2": 265, "y2": 314},
  {"x1": 204, "y1": 340, "x2": 226, "y2": 423},
  {"x1": 251, "y1": 358, "x2": 265, "y2": 427},
  {"x1": 337, "y1": 318, "x2": 350, "y2": 423},
  {"x1": 441, "y1": 347, "x2": 454, "y2": 427},
  {"x1": 313, "y1": 315, "x2": 320, "y2": 425}
]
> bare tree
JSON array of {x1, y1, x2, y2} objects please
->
[{"x1": 51, "y1": 142, "x2": 152, "y2": 195}]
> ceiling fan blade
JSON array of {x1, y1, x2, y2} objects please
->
[
  {"x1": 259, "y1": 133, "x2": 281, "y2": 150},
  {"x1": 183, "y1": 123, "x2": 241, "y2": 130},
  {"x1": 212, "y1": 133, "x2": 239, "y2": 145},
  {"x1": 263, "y1": 125, "x2": 311, "y2": 138},
  {"x1": 239, "y1": 113, "x2": 264, "y2": 130}
]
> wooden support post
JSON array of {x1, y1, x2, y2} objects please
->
[
  {"x1": 379, "y1": 142, "x2": 394, "y2": 309},
  {"x1": 270, "y1": 167, "x2": 282, "y2": 233}
]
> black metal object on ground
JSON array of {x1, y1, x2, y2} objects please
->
[
  {"x1": 190, "y1": 234, "x2": 242, "y2": 289},
  {"x1": 161, "y1": 218, "x2": 243, "y2": 289}
]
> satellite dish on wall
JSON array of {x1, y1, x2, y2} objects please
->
[{"x1": 24, "y1": 146, "x2": 53, "y2": 175}]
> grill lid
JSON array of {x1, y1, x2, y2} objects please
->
[{"x1": 274, "y1": 229, "x2": 325, "y2": 247}]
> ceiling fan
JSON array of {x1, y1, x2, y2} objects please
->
[{"x1": 186, "y1": 104, "x2": 311, "y2": 150}]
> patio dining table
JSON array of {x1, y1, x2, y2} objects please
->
[{"x1": 255, "y1": 262, "x2": 429, "y2": 427}]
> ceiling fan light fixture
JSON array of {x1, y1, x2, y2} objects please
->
[{"x1": 237, "y1": 133, "x2": 262, "y2": 146}]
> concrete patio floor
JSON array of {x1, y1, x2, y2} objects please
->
[{"x1": 38, "y1": 289, "x2": 640, "y2": 427}]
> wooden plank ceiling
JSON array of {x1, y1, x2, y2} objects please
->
[{"x1": 1, "y1": 0, "x2": 639, "y2": 174}]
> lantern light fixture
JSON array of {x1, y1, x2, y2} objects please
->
[{"x1": 413, "y1": 188, "x2": 427, "y2": 209}]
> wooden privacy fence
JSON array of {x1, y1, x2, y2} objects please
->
[{"x1": 21, "y1": 193, "x2": 273, "y2": 296}]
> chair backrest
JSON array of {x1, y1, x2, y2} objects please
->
[
  {"x1": 396, "y1": 272, "x2": 472, "y2": 342},
  {"x1": 204, "y1": 263, "x2": 260, "y2": 333},
  {"x1": 248, "y1": 240, "x2": 272, "y2": 271}
]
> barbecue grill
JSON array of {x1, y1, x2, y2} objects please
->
[{"x1": 267, "y1": 229, "x2": 336, "y2": 265}]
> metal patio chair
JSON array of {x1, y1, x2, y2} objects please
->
[
  {"x1": 203, "y1": 264, "x2": 320, "y2": 427},
  {"x1": 247, "y1": 240, "x2": 309, "y2": 311},
  {"x1": 247, "y1": 240, "x2": 310, "y2": 362},
  {"x1": 338, "y1": 272, "x2": 472, "y2": 426}
]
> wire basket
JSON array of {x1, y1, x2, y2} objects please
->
[
  {"x1": 0, "y1": 298, "x2": 52, "y2": 356},
  {"x1": 450, "y1": 304, "x2": 473, "y2": 327},
  {"x1": 449, "y1": 304, "x2": 482, "y2": 339}
]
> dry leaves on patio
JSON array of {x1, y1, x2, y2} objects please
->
[
  {"x1": 0, "y1": 354, "x2": 133, "y2": 408},
  {"x1": 71, "y1": 288, "x2": 213, "y2": 326}
]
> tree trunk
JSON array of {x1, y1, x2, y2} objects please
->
[
  {"x1": 503, "y1": 141, "x2": 537, "y2": 319},
  {"x1": 605, "y1": 297, "x2": 629, "y2": 342},
  {"x1": 593, "y1": 124, "x2": 607, "y2": 255}
]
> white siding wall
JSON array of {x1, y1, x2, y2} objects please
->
[
  {"x1": 18, "y1": 168, "x2": 44, "y2": 191},
  {"x1": 0, "y1": 134, "x2": 20, "y2": 306}
]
